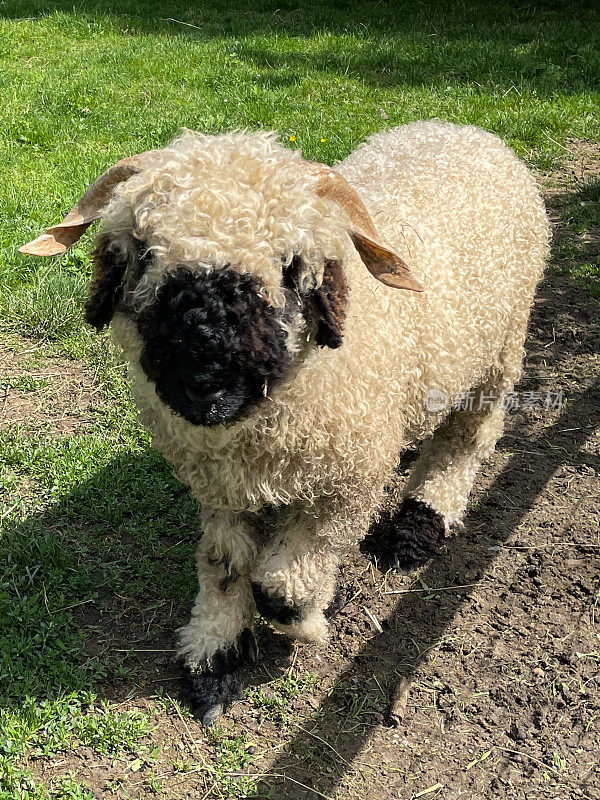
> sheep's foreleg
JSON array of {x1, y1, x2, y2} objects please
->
[
  {"x1": 250, "y1": 506, "x2": 339, "y2": 643},
  {"x1": 178, "y1": 509, "x2": 258, "y2": 725}
]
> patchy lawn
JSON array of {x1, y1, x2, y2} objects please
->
[{"x1": 1, "y1": 2, "x2": 599, "y2": 798}]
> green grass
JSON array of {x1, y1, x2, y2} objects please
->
[
  {"x1": 0, "y1": 693, "x2": 155, "y2": 797},
  {"x1": 552, "y1": 176, "x2": 600, "y2": 296},
  {"x1": 0, "y1": 423, "x2": 197, "y2": 796},
  {"x1": 0, "y1": 384, "x2": 199, "y2": 796},
  {"x1": 1, "y1": 1, "x2": 600, "y2": 796},
  {"x1": 2, "y1": 1, "x2": 600, "y2": 352},
  {"x1": 247, "y1": 672, "x2": 319, "y2": 728}
]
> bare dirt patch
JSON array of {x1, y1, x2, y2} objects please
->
[{"x1": 0, "y1": 337, "x2": 110, "y2": 435}]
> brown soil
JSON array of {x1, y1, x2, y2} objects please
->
[
  {"x1": 0, "y1": 338, "x2": 109, "y2": 435},
  {"x1": 25, "y1": 142, "x2": 600, "y2": 798}
]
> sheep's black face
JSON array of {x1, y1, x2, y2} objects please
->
[{"x1": 136, "y1": 266, "x2": 291, "y2": 426}]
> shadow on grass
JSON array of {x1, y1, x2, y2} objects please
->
[
  {"x1": 0, "y1": 448, "x2": 294, "y2": 708},
  {"x1": 548, "y1": 175, "x2": 600, "y2": 297},
  {"x1": 0, "y1": 448, "x2": 200, "y2": 705},
  {"x1": 1, "y1": 1, "x2": 599, "y2": 95}
]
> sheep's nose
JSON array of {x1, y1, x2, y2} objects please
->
[{"x1": 185, "y1": 386, "x2": 226, "y2": 405}]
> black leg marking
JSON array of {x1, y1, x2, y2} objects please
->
[
  {"x1": 180, "y1": 627, "x2": 258, "y2": 726},
  {"x1": 205, "y1": 553, "x2": 240, "y2": 592},
  {"x1": 361, "y1": 498, "x2": 446, "y2": 571},
  {"x1": 251, "y1": 582, "x2": 305, "y2": 625},
  {"x1": 219, "y1": 565, "x2": 240, "y2": 592}
]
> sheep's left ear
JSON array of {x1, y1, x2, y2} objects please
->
[
  {"x1": 301, "y1": 160, "x2": 424, "y2": 292},
  {"x1": 348, "y1": 231, "x2": 424, "y2": 291}
]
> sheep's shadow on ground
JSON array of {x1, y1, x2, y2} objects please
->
[
  {"x1": 256, "y1": 375, "x2": 599, "y2": 796},
  {"x1": 2, "y1": 1, "x2": 599, "y2": 96}
]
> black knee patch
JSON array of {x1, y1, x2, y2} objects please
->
[
  {"x1": 206, "y1": 553, "x2": 241, "y2": 592},
  {"x1": 180, "y1": 627, "x2": 258, "y2": 727},
  {"x1": 361, "y1": 498, "x2": 446, "y2": 571},
  {"x1": 208, "y1": 626, "x2": 258, "y2": 673},
  {"x1": 251, "y1": 582, "x2": 305, "y2": 625}
]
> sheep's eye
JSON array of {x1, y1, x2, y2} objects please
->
[
  {"x1": 282, "y1": 255, "x2": 303, "y2": 290},
  {"x1": 131, "y1": 239, "x2": 152, "y2": 281}
]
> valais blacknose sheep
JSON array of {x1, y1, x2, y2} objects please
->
[{"x1": 21, "y1": 122, "x2": 550, "y2": 724}]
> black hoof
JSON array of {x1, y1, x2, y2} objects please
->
[
  {"x1": 179, "y1": 628, "x2": 258, "y2": 726},
  {"x1": 361, "y1": 499, "x2": 446, "y2": 571}
]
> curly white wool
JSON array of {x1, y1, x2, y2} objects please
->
[
  {"x1": 110, "y1": 122, "x2": 549, "y2": 544},
  {"x1": 104, "y1": 121, "x2": 551, "y2": 657}
]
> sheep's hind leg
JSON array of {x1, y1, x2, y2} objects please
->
[
  {"x1": 178, "y1": 510, "x2": 258, "y2": 726},
  {"x1": 250, "y1": 506, "x2": 339, "y2": 644},
  {"x1": 366, "y1": 381, "x2": 508, "y2": 571}
]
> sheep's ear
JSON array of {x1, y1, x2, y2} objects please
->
[
  {"x1": 301, "y1": 160, "x2": 424, "y2": 292},
  {"x1": 312, "y1": 260, "x2": 349, "y2": 348},
  {"x1": 348, "y1": 231, "x2": 424, "y2": 291},
  {"x1": 84, "y1": 234, "x2": 129, "y2": 330},
  {"x1": 19, "y1": 150, "x2": 163, "y2": 257}
]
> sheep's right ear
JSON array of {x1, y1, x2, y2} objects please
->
[{"x1": 19, "y1": 150, "x2": 163, "y2": 256}]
